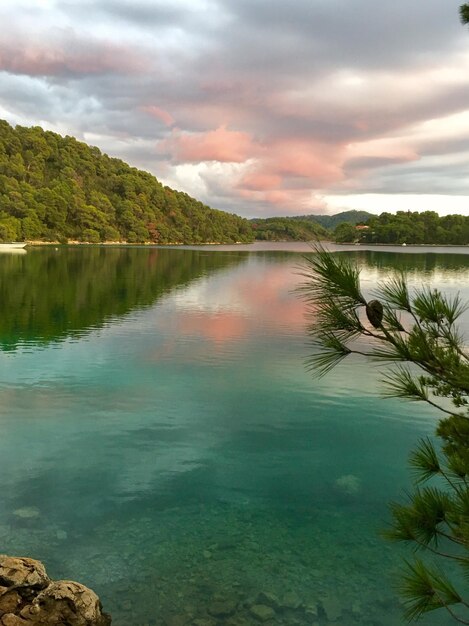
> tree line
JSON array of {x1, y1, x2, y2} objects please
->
[
  {"x1": 250, "y1": 217, "x2": 329, "y2": 241},
  {"x1": 0, "y1": 120, "x2": 253, "y2": 244},
  {"x1": 335, "y1": 211, "x2": 469, "y2": 245}
]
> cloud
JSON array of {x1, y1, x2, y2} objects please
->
[
  {"x1": 0, "y1": 31, "x2": 145, "y2": 78},
  {"x1": 141, "y1": 105, "x2": 175, "y2": 127},
  {"x1": 158, "y1": 126, "x2": 256, "y2": 163},
  {"x1": 0, "y1": 0, "x2": 468, "y2": 217}
]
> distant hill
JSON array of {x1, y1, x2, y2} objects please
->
[
  {"x1": 293, "y1": 210, "x2": 373, "y2": 229},
  {"x1": 250, "y1": 210, "x2": 372, "y2": 241},
  {"x1": 0, "y1": 120, "x2": 253, "y2": 244},
  {"x1": 250, "y1": 217, "x2": 329, "y2": 241}
]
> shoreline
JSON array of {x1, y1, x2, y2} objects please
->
[{"x1": 24, "y1": 240, "x2": 469, "y2": 248}]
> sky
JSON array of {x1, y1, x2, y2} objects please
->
[{"x1": 0, "y1": 0, "x2": 468, "y2": 218}]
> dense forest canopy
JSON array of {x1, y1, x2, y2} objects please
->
[
  {"x1": 293, "y1": 210, "x2": 373, "y2": 230},
  {"x1": 250, "y1": 217, "x2": 329, "y2": 241},
  {"x1": 334, "y1": 211, "x2": 469, "y2": 245},
  {"x1": 0, "y1": 120, "x2": 253, "y2": 244}
]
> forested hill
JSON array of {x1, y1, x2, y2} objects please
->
[
  {"x1": 250, "y1": 216, "x2": 329, "y2": 241},
  {"x1": 360, "y1": 211, "x2": 469, "y2": 245},
  {"x1": 0, "y1": 120, "x2": 253, "y2": 244},
  {"x1": 293, "y1": 210, "x2": 373, "y2": 229}
]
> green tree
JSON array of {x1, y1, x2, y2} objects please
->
[
  {"x1": 0, "y1": 119, "x2": 254, "y2": 244},
  {"x1": 461, "y1": 3, "x2": 469, "y2": 24},
  {"x1": 334, "y1": 222, "x2": 357, "y2": 243},
  {"x1": 299, "y1": 247, "x2": 469, "y2": 624}
]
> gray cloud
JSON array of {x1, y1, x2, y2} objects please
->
[{"x1": 0, "y1": 0, "x2": 467, "y2": 217}]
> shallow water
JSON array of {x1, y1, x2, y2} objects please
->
[{"x1": 1, "y1": 245, "x2": 468, "y2": 625}]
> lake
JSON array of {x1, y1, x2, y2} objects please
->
[{"x1": 1, "y1": 243, "x2": 468, "y2": 626}]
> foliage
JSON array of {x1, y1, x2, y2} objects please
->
[
  {"x1": 299, "y1": 246, "x2": 469, "y2": 624},
  {"x1": 333, "y1": 222, "x2": 359, "y2": 243},
  {"x1": 292, "y1": 210, "x2": 373, "y2": 230},
  {"x1": 250, "y1": 216, "x2": 329, "y2": 241},
  {"x1": 359, "y1": 211, "x2": 469, "y2": 245},
  {"x1": 0, "y1": 120, "x2": 254, "y2": 244},
  {"x1": 461, "y1": 3, "x2": 469, "y2": 24}
]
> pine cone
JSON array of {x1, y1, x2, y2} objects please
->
[{"x1": 366, "y1": 299, "x2": 383, "y2": 328}]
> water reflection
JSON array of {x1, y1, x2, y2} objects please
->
[
  {"x1": 1, "y1": 246, "x2": 468, "y2": 353},
  {"x1": 1, "y1": 247, "x2": 468, "y2": 625},
  {"x1": 0, "y1": 247, "x2": 247, "y2": 351}
]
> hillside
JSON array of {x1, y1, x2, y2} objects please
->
[
  {"x1": 0, "y1": 120, "x2": 253, "y2": 244},
  {"x1": 363, "y1": 211, "x2": 469, "y2": 245},
  {"x1": 250, "y1": 217, "x2": 329, "y2": 241},
  {"x1": 293, "y1": 210, "x2": 373, "y2": 229}
]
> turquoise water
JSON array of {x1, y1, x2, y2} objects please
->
[{"x1": 1, "y1": 245, "x2": 468, "y2": 625}]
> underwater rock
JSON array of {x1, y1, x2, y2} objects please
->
[
  {"x1": 322, "y1": 597, "x2": 342, "y2": 622},
  {"x1": 334, "y1": 474, "x2": 361, "y2": 495},
  {"x1": 250, "y1": 604, "x2": 276, "y2": 621},
  {"x1": 256, "y1": 591, "x2": 280, "y2": 610},
  {"x1": 12, "y1": 508, "x2": 40, "y2": 520},
  {"x1": 207, "y1": 599, "x2": 237, "y2": 617},
  {"x1": 0, "y1": 556, "x2": 111, "y2": 626},
  {"x1": 192, "y1": 618, "x2": 216, "y2": 626},
  {"x1": 281, "y1": 590, "x2": 302, "y2": 610},
  {"x1": 304, "y1": 603, "x2": 319, "y2": 620}
]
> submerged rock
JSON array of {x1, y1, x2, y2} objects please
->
[
  {"x1": 334, "y1": 474, "x2": 361, "y2": 495},
  {"x1": 256, "y1": 591, "x2": 280, "y2": 610},
  {"x1": 12, "y1": 508, "x2": 40, "y2": 520},
  {"x1": 207, "y1": 599, "x2": 237, "y2": 617},
  {"x1": 249, "y1": 604, "x2": 275, "y2": 621},
  {"x1": 322, "y1": 597, "x2": 342, "y2": 622},
  {"x1": 281, "y1": 590, "x2": 302, "y2": 610},
  {"x1": 0, "y1": 555, "x2": 111, "y2": 625}
]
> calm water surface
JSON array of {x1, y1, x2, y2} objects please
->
[{"x1": 1, "y1": 244, "x2": 469, "y2": 625}]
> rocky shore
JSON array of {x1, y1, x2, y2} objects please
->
[{"x1": 0, "y1": 555, "x2": 111, "y2": 625}]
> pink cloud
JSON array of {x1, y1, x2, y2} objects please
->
[
  {"x1": 141, "y1": 105, "x2": 175, "y2": 127},
  {"x1": 158, "y1": 125, "x2": 256, "y2": 163},
  {"x1": 267, "y1": 140, "x2": 345, "y2": 184},
  {"x1": 240, "y1": 171, "x2": 282, "y2": 191},
  {"x1": 0, "y1": 38, "x2": 144, "y2": 77},
  {"x1": 228, "y1": 139, "x2": 347, "y2": 211}
]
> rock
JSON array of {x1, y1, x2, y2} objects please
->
[
  {"x1": 12, "y1": 508, "x2": 40, "y2": 520},
  {"x1": 322, "y1": 597, "x2": 342, "y2": 622},
  {"x1": 207, "y1": 600, "x2": 237, "y2": 617},
  {"x1": 0, "y1": 590, "x2": 21, "y2": 615},
  {"x1": 335, "y1": 474, "x2": 361, "y2": 495},
  {"x1": 281, "y1": 591, "x2": 302, "y2": 610},
  {"x1": 249, "y1": 604, "x2": 275, "y2": 621},
  {"x1": 192, "y1": 619, "x2": 216, "y2": 626},
  {"x1": 0, "y1": 556, "x2": 49, "y2": 590},
  {"x1": 351, "y1": 600, "x2": 362, "y2": 617},
  {"x1": 165, "y1": 615, "x2": 189, "y2": 626},
  {"x1": 256, "y1": 591, "x2": 280, "y2": 610},
  {"x1": 304, "y1": 603, "x2": 319, "y2": 622},
  {"x1": 192, "y1": 617, "x2": 216, "y2": 626},
  {"x1": 0, "y1": 556, "x2": 111, "y2": 625},
  {"x1": 1, "y1": 615, "x2": 22, "y2": 626}
]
